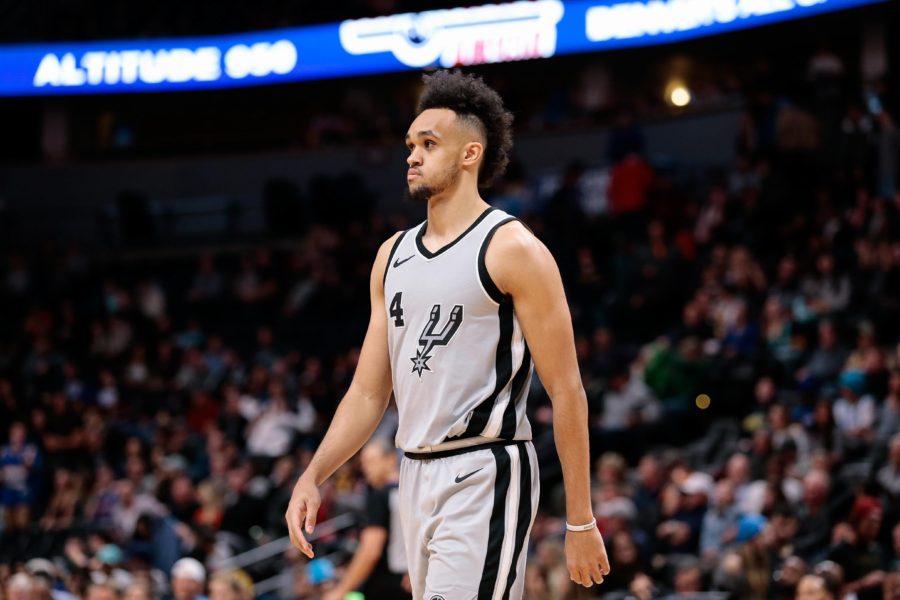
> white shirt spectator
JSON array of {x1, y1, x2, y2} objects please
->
[
  {"x1": 246, "y1": 399, "x2": 316, "y2": 457},
  {"x1": 601, "y1": 376, "x2": 661, "y2": 430},
  {"x1": 111, "y1": 491, "x2": 166, "y2": 538},
  {"x1": 138, "y1": 281, "x2": 166, "y2": 320},
  {"x1": 833, "y1": 394, "x2": 876, "y2": 433},
  {"x1": 877, "y1": 463, "x2": 900, "y2": 497}
]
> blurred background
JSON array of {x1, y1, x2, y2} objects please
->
[{"x1": 0, "y1": 0, "x2": 899, "y2": 598}]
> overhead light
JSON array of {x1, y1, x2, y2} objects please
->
[{"x1": 666, "y1": 82, "x2": 691, "y2": 107}]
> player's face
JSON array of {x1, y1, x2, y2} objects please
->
[{"x1": 405, "y1": 108, "x2": 466, "y2": 203}]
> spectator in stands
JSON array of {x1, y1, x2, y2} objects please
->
[
  {"x1": 656, "y1": 472, "x2": 711, "y2": 555},
  {"x1": 219, "y1": 464, "x2": 264, "y2": 540},
  {"x1": 602, "y1": 530, "x2": 647, "y2": 593},
  {"x1": 722, "y1": 452, "x2": 754, "y2": 513},
  {"x1": 873, "y1": 111, "x2": 898, "y2": 199},
  {"x1": 192, "y1": 481, "x2": 224, "y2": 531},
  {"x1": 245, "y1": 384, "x2": 303, "y2": 460},
  {"x1": 772, "y1": 555, "x2": 807, "y2": 600},
  {"x1": 208, "y1": 570, "x2": 252, "y2": 600},
  {"x1": 598, "y1": 362, "x2": 661, "y2": 433},
  {"x1": 763, "y1": 296, "x2": 803, "y2": 369},
  {"x1": 188, "y1": 254, "x2": 223, "y2": 304},
  {"x1": 5, "y1": 574, "x2": 34, "y2": 600},
  {"x1": 92, "y1": 544, "x2": 132, "y2": 590},
  {"x1": 672, "y1": 560, "x2": 705, "y2": 595},
  {"x1": 805, "y1": 398, "x2": 842, "y2": 467},
  {"x1": 828, "y1": 496, "x2": 888, "y2": 600},
  {"x1": 877, "y1": 370, "x2": 900, "y2": 444},
  {"x1": 40, "y1": 468, "x2": 81, "y2": 531},
  {"x1": 170, "y1": 558, "x2": 206, "y2": 600},
  {"x1": 304, "y1": 558, "x2": 338, "y2": 598},
  {"x1": 86, "y1": 583, "x2": 121, "y2": 600},
  {"x1": 1, "y1": 421, "x2": 39, "y2": 532},
  {"x1": 700, "y1": 480, "x2": 739, "y2": 559},
  {"x1": 734, "y1": 514, "x2": 773, "y2": 598},
  {"x1": 768, "y1": 403, "x2": 811, "y2": 468},
  {"x1": 632, "y1": 454, "x2": 664, "y2": 534},
  {"x1": 796, "y1": 320, "x2": 847, "y2": 391},
  {"x1": 832, "y1": 370, "x2": 877, "y2": 456},
  {"x1": 124, "y1": 581, "x2": 153, "y2": 600},
  {"x1": 885, "y1": 571, "x2": 900, "y2": 600},
  {"x1": 793, "y1": 469, "x2": 833, "y2": 561},
  {"x1": 323, "y1": 438, "x2": 408, "y2": 600},
  {"x1": 802, "y1": 253, "x2": 852, "y2": 318},
  {"x1": 608, "y1": 149, "x2": 654, "y2": 233},
  {"x1": 164, "y1": 475, "x2": 199, "y2": 525},
  {"x1": 877, "y1": 434, "x2": 900, "y2": 499},
  {"x1": 794, "y1": 573, "x2": 836, "y2": 600},
  {"x1": 111, "y1": 480, "x2": 166, "y2": 539}
]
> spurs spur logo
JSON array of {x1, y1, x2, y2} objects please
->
[
  {"x1": 339, "y1": 1, "x2": 564, "y2": 68},
  {"x1": 410, "y1": 304, "x2": 463, "y2": 377}
]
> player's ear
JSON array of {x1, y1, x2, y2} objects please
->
[{"x1": 462, "y1": 142, "x2": 483, "y2": 168}]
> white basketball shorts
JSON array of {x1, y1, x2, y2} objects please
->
[{"x1": 399, "y1": 440, "x2": 540, "y2": 600}]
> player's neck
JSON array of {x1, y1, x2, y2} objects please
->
[{"x1": 425, "y1": 187, "x2": 488, "y2": 240}]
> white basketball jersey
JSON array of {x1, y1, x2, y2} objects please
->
[{"x1": 383, "y1": 207, "x2": 534, "y2": 452}]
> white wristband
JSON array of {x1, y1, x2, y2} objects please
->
[{"x1": 565, "y1": 518, "x2": 597, "y2": 532}]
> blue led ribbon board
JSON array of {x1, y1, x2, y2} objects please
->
[{"x1": 0, "y1": 0, "x2": 883, "y2": 96}]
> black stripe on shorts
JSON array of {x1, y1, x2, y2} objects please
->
[
  {"x1": 479, "y1": 444, "x2": 512, "y2": 599},
  {"x1": 502, "y1": 444, "x2": 533, "y2": 599}
]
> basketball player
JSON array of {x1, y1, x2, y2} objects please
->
[{"x1": 286, "y1": 70, "x2": 610, "y2": 599}]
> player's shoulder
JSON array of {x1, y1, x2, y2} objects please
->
[
  {"x1": 488, "y1": 216, "x2": 547, "y2": 261},
  {"x1": 484, "y1": 215, "x2": 557, "y2": 296}
]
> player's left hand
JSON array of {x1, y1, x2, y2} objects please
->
[{"x1": 565, "y1": 528, "x2": 611, "y2": 588}]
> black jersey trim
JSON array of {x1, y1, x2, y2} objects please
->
[
  {"x1": 477, "y1": 216, "x2": 517, "y2": 304},
  {"x1": 502, "y1": 444, "x2": 533, "y2": 599},
  {"x1": 415, "y1": 207, "x2": 496, "y2": 259},
  {"x1": 383, "y1": 230, "x2": 408, "y2": 286},
  {"x1": 500, "y1": 343, "x2": 531, "y2": 440},
  {"x1": 458, "y1": 299, "x2": 514, "y2": 439},
  {"x1": 478, "y1": 444, "x2": 511, "y2": 599}
]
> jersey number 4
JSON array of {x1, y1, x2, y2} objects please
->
[{"x1": 390, "y1": 291, "x2": 405, "y2": 327}]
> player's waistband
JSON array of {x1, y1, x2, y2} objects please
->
[{"x1": 403, "y1": 438, "x2": 526, "y2": 460}]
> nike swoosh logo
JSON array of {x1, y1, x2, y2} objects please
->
[
  {"x1": 454, "y1": 468, "x2": 483, "y2": 484},
  {"x1": 393, "y1": 255, "x2": 415, "y2": 268}
]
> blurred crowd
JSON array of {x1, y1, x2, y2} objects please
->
[
  {"x1": 2, "y1": 31, "x2": 900, "y2": 600},
  {"x1": 4, "y1": 0, "x2": 893, "y2": 169}
]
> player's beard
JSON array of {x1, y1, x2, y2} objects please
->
[{"x1": 405, "y1": 163, "x2": 460, "y2": 203}]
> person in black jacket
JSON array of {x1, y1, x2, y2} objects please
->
[{"x1": 324, "y1": 437, "x2": 410, "y2": 600}]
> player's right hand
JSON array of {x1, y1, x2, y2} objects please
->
[{"x1": 285, "y1": 476, "x2": 321, "y2": 558}]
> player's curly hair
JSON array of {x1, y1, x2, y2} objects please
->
[{"x1": 416, "y1": 70, "x2": 514, "y2": 189}]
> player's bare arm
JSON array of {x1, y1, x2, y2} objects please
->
[
  {"x1": 485, "y1": 220, "x2": 611, "y2": 588},
  {"x1": 285, "y1": 232, "x2": 399, "y2": 558}
]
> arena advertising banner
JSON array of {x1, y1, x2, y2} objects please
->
[{"x1": 0, "y1": 0, "x2": 882, "y2": 96}]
